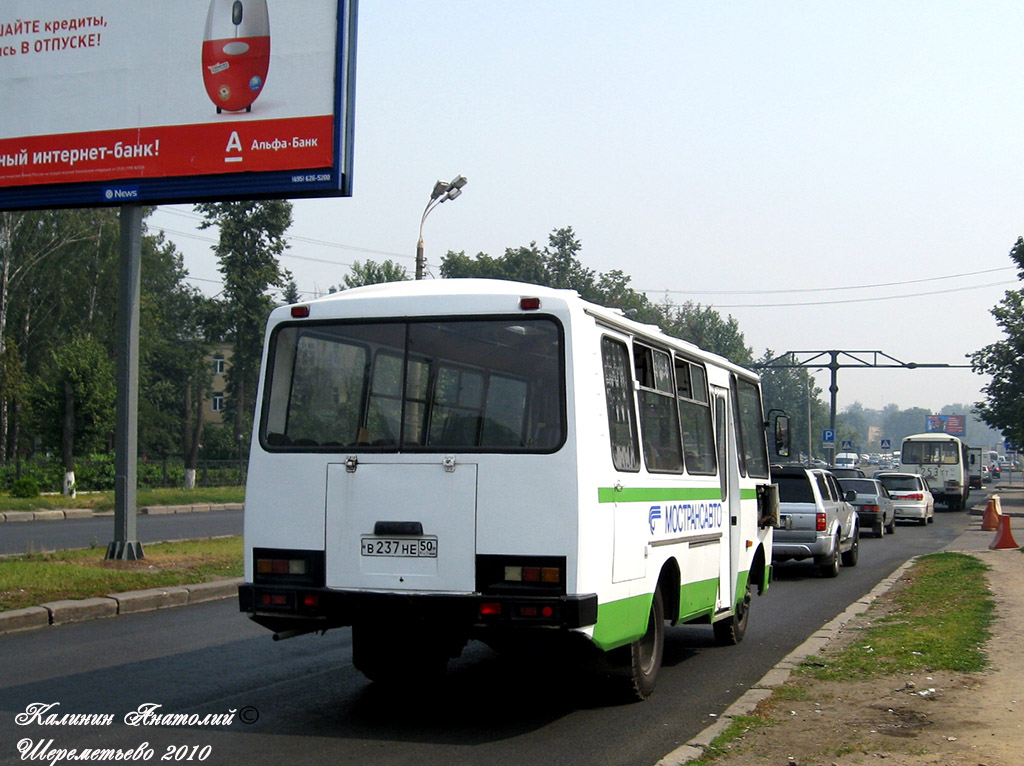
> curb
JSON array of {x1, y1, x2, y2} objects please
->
[
  {"x1": 0, "y1": 578, "x2": 243, "y2": 635},
  {"x1": 0, "y1": 503, "x2": 243, "y2": 523},
  {"x1": 655, "y1": 558, "x2": 917, "y2": 766}
]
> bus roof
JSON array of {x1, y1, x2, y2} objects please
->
[{"x1": 275, "y1": 278, "x2": 761, "y2": 382}]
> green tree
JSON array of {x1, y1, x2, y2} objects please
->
[
  {"x1": 757, "y1": 351, "x2": 828, "y2": 462},
  {"x1": 658, "y1": 301, "x2": 753, "y2": 365},
  {"x1": 196, "y1": 201, "x2": 292, "y2": 440},
  {"x1": 882, "y1": 406, "x2": 933, "y2": 445},
  {"x1": 336, "y1": 259, "x2": 409, "y2": 289},
  {"x1": 971, "y1": 237, "x2": 1024, "y2": 447},
  {"x1": 30, "y1": 334, "x2": 116, "y2": 496},
  {"x1": 440, "y1": 226, "x2": 752, "y2": 363}
]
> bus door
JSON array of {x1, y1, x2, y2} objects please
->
[
  {"x1": 712, "y1": 386, "x2": 739, "y2": 613},
  {"x1": 324, "y1": 459, "x2": 478, "y2": 592}
]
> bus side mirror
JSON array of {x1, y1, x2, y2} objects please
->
[{"x1": 774, "y1": 415, "x2": 791, "y2": 458}]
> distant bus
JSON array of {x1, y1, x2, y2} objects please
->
[
  {"x1": 238, "y1": 279, "x2": 787, "y2": 700},
  {"x1": 899, "y1": 433, "x2": 969, "y2": 510}
]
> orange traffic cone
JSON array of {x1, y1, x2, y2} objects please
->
[
  {"x1": 989, "y1": 514, "x2": 1020, "y2": 550},
  {"x1": 981, "y1": 496, "x2": 1001, "y2": 531}
]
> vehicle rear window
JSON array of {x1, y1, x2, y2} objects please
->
[
  {"x1": 879, "y1": 476, "x2": 918, "y2": 492},
  {"x1": 261, "y1": 317, "x2": 565, "y2": 453},
  {"x1": 772, "y1": 475, "x2": 813, "y2": 503},
  {"x1": 839, "y1": 479, "x2": 875, "y2": 494}
]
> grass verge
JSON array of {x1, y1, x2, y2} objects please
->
[
  {"x1": 0, "y1": 536, "x2": 243, "y2": 612},
  {"x1": 0, "y1": 486, "x2": 245, "y2": 512},
  {"x1": 802, "y1": 552, "x2": 993, "y2": 679},
  {"x1": 690, "y1": 551, "x2": 995, "y2": 765}
]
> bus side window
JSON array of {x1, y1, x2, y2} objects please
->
[
  {"x1": 676, "y1": 358, "x2": 716, "y2": 475},
  {"x1": 601, "y1": 337, "x2": 640, "y2": 472},
  {"x1": 714, "y1": 392, "x2": 728, "y2": 502},
  {"x1": 733, "y1": 376, "x2": 770, "y2": 479},
  {"x1": 633, "y1": 343, "x2": 683, "y2": 474}
]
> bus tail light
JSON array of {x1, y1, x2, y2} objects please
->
[
  {"x1": 256, "y1": 557, "x2": 307, "y2": 575},
  {"x1": 504, "y1": 565, "x2": 561, "y2": 584},
  {"x1": 816, "y1": 512, "x2": 827, "y2": 532},
  {"x1": 518, "y1": 605, "x2": 556, "y2": 619},
  {"x1": 479, "y1": 602, "x2": 502, "y2": 617}
]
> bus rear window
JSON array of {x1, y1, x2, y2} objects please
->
[
  {"x1": 901, "y1": 440, "x2": 959, "y2": 465},
  {"x1": 261, "y1": 317, "x2": 565, "y2": 453}
]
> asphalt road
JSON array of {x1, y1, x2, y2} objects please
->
[
  {"x1": 0, "y1": 508, "x2": 972, "y2": 766},
  {"x1": 0, "y1": 510, "x2": 244, "y2": 556}
]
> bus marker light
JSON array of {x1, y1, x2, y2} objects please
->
[
  {"x1": 519, "y1": 297, "x2": 541, "y2": 310},
  {"x1": 290, "y1": 305, "x2": 310, "y2": 318},
  {"x1": 541, "y1": 567, "x2": 560, "y2": 583}
]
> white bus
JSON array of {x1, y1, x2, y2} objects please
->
[
  {"x1": 899, "y1": 433, "x2": 969, "y2": 510},
  {"x1": 239, "y1": 279, "x2": 786, "y2": 699}
]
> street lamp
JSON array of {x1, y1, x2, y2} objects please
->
[{"x1": 416, "y1": 174, "x2": 467, "y2": 280}]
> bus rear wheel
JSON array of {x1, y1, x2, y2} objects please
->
[{"x1": 614, "y1": 586, "x2": 665, "y2": 701}]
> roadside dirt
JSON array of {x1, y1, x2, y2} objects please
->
[{"x1": 704, "y1": 549, "x2": 1024, "y2": 766}]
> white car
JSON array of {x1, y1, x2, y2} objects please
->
[{"x1": 875, "y1": 472, "x2": 935, "y2": 525}]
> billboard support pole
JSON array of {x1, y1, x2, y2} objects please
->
[{"x1": 106, "y1": 204, "x2": 143, "y2": 561}]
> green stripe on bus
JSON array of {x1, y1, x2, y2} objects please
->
[
  {"x1": 596, "y1": 486, "x2": 760, "y2": 503},
  {"x1": 591, "y1": 576, "x2": 722, "y2": 650},
  {"x1": 597, "y1": 487, "x2": 722, "y2": 503}
]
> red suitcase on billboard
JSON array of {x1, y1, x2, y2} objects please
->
[{"x1": 202, "y1": 0, "x2": 270, "y2": 113}]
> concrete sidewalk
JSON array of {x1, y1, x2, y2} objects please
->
[
  {"x1": 0, "y1": 502, "x2": 243, "y2": 522},
  {"x1": 967, "y1": 485, "x2": 1024, "y2": 517}
]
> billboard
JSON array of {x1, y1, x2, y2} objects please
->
[
  {"x1": 925, "y1": 414, "x2": 966, "y2": 437},
  {"x1": 0, "y1": 0, "x2": 356, "y2": 210}
]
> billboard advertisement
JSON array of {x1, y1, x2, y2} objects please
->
[
  {"x1": 925, "y1": 414, "x2": 966, "y2": 437},
  {"x1": 0, "y1": 0, "x2": 356, "y2": 210}
]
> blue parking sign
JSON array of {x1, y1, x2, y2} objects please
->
[{"x1": 823, "y1": 429, "x2": 835, "y2": 443}]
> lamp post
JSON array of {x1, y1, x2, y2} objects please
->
[{"x1": 416, "y1": 175, "x2": 467, "y2": 280}]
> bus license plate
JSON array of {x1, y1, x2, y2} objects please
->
[{"x1": 360, "y1": 537, "x2": 438, "y2": 558}]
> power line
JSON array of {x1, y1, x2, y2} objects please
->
[
  {"x1": 641, "y1": 266, "x2": 1015, "y2": 296},
  {"x1": 704, "y1": 280, "x2": 1016, "y2": 309},
  {"x1": 151, "y1": 207, "x2": 1016, "y2": 308}
]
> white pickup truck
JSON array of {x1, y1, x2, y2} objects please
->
[{"x1": 770, "y1": 466, "x2": 860, "y2": 578}]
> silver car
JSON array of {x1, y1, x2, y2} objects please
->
[
  {"x1": 875, "y1": 472, "x2": 935, "y2": 525},
  {"x1": 838, "y1": 477, "x2": 896, "y2": 537}
]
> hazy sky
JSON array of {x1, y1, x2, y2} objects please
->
[{"x1": 148, "y1": 1, "x2": 1024, "y2": 416}]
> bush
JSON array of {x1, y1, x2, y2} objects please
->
[{"x1": 11, "y1": 477, "x2": 40, "y2": 498}]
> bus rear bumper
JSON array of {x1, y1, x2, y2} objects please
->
[{"x1": 238, "y1": 584, "x2": 598, "y2": 634}]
